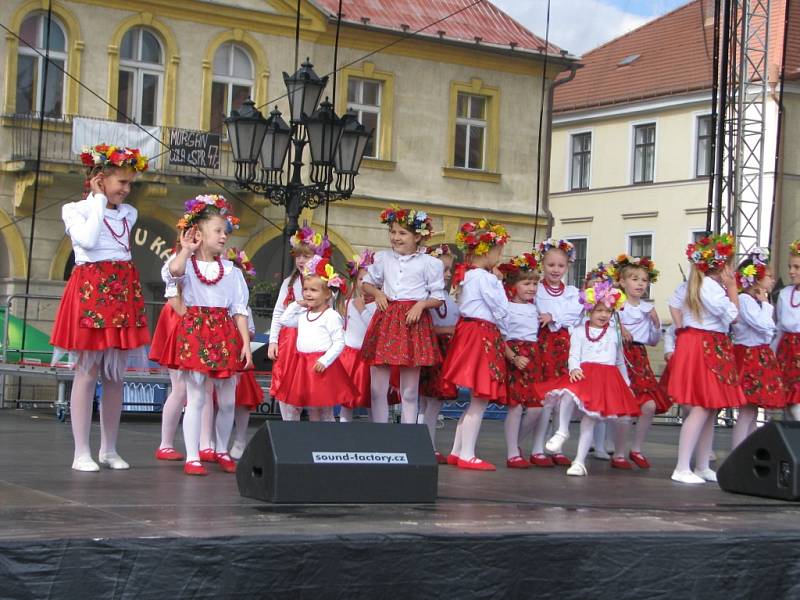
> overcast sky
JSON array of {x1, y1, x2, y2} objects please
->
[{"x1": 491, "y1": 0, "x2": 691, "y2": 56}]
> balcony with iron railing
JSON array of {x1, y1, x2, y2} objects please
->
[{"x1": 2, "y1": 112, "x2": 237, "y2": 180}]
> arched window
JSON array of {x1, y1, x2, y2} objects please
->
[
  {"x1": 16, "y1": 12, "x2": 67, "y2": 117},
  {"x1": 117, "y1": 27, "x2": 164, "y2": 126},
  {"x1": 210, "y1": 43, "x2": 253, "y2": 134}
]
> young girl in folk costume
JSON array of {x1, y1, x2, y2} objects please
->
[
  {"x1": 776, "y1": 241, "x2": 800, "y2": 421},
  {"x1": 150, "y1": 251, "x2": 187, "y2": 462},
  {"x1": 531, "y1": 239, "x2": 583, "y2": 467},
  {"x1": 668, "y1": 234, "x2": 745, "y2": 484},
  {"x1": 278, "y1": 256, "x2": 356, "y2": 420},
  {"x1": 731, "y1": 249, "x2": 785, "y2": 448},
  {"x1": 268, "y1": 227, "x2": 330, "y2": 420},
  {"x1": 614, "y1": 255, "x2": 671, "y2": 469},
  {"x1": 361, "y1": 207, "x2": 445, "y2": 424},
  {"x1": 498, "y1": 253, "x2": 540, "y2": 469},
  {"x1": 419, "y1": 244, "x2": 460, "y2": 462},
  {"x1": 51, "y1": 144, "x2": 149, "y2": 471},
  {"x1": 441, "y1": 220, "x2": 509, "y2": 471},
  {"x1": 164, "y1": 195, "x2": 252, "y2": 476},
  {"x1": 338, "y1": 250, "x2": 377, "y2": 423},
  {"x1": 534, "y1": 282, "x2": 639, "y2": 476}
]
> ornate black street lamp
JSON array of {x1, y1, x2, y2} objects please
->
[{"x1": 225, "y1": 58, "x2": 373, "y2": 237}]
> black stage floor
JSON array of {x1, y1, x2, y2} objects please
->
[{"x1": 3, "y1": 410, "x2": 800, "y2": 599}]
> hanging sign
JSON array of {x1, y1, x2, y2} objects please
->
[{"x1": 168, "y1": 129, "x2": 220, "y2": 169}]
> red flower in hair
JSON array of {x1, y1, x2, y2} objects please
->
[{"x1": 80, "y1": 153, "x2": 94, "y2": 166}]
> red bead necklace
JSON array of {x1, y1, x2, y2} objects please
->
[
  {"x1": 585, "y1": 321, "x2": 610, "y2": 342},
  {"x1": 103, "y1": 217, "x2": 130, "y2": 252},
  {"x1": 791, "y1": 286, "x2": 800, "y2": 308},
  {"x1": 306, "y1": 306, "x2": 327, "y2": 322},
  {"x1": 543, "y1": 280, "x2": 565, "y2": 297},
  {"x1": 191, "y1": 255, "x2": 224, "y2": 286}
]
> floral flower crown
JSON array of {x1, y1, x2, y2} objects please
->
[
  {"x1": 536, "y1": 238, "x2": 576, "y2": 263},
  {"x1": 346, "y1": 249, "x2": 375, "y2": 279},
  {"x1": 80, "y1": 144, "x2": 148, "y2": 172},
  {"x1": 612, "y1": 254, "x2": 659, "y2": 283},
  {"x1": 380, "y1": 205, "x2": 434, "y2": 237},
  {"x1": 580, "y1": 280, "x2": 626, "y2": 312},
  {"x1": 455, "y1": 219, "x2": 509, "y2": 256},
  {"x1": 177, "y1": 195, "x2": 240, "y2": 232},
  {"x1": 790, "y1": 240, "x2": 800, "y2": 257},
  {"x1": 736, "y1": 247, "x2": 770, "y2": 291},
  {"x1": 686, "y1": 233, "x2": 735, "y2": 273},
  {"x1": 584, "y1": 261, "x2": 617, "y2": 284},
  {"x1": 303, "y1": 255, "x2": 347, "y2": 293},
  {"x1": 290, "y1": 225, "x2": 332, "y2": 258},
  {"x1": 226, "y1": 247, "x2": 256, "y2": 282},
  {"x1": 427, "y1": 243, "x2": 453, "y2": 258}
]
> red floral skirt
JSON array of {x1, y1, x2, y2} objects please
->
[
  {"x1": 149, "y1": 303, "x2": 181, "y2": 365},
  {"x1": 505, "y1": 340, "x2": 542, "y2": 407},
  {"x1": 538, "y1": 326, "x2": 570, "y2": 382},
  {"x1": 281, "y1": 352, "x2": 358, "y2": 408},
  {"x1": 269, "y1": 327, "x2": 299, "y2": 400},
  {"x1": 360, "y1": 301, "x2": 441, "y2": 367},
  {"x1": 173, "y1": 306, "x2": 243, "y2": 379},
  {"x1": 236, "y1": 369, "x2": 264, "y2": 410},
  {"x1": 419, "y1": 334, "x2": 458, "y2": 400},
  {"x1": 667, "y1": 328, "x2": 746, "y2": 409},
  {"x1": 733, "y1": 344, "x2": 786, "y2": 409},
  {"x1": 339, "y1": 345, "x2": 372, "y2": 408},
  {"x1": 441, "y1": 318, "x2": 506, "y2": 403},
  {"x1": 777, "y1": 332, "x2": 800, "y2": 404},
  {"x1": 50, "y1": 260, "x2": 149, "y2": 351},
  {"x1": 534, "y1": 362, "x2": 640, "y2": 418},
  {"x1": 623, "y1": 342, "x2": 672, "y2": 414}
]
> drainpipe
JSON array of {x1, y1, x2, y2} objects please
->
[{"x1": 541, "y1": 63, "x2": 580, "y2": 237}]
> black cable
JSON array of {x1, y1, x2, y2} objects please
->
[
  {"x1": 18, "y1": 1, "x2": 54, "y2": 405},
  {"x1": 532, "y1": 0, "x2": 551, "y2": 246},
  {"x1": 0, "y1": 22, "x2": 285, "y2": 235}
]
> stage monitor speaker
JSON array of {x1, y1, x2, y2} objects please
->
[
  {"x1": 717, "y1": 421, "x2": 800, "y2": 501},
  {"x1": 236, "y1": 421, "x2": 438, "y2": 503}
]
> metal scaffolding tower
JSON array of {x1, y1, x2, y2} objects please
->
[{"x1": 711, "y1": 0, "x2": 771, "y2": 255}]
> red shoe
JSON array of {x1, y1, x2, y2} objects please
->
[
  {"x1": 506, "y1": 456, "x2": 531, "y2": 469},
  {"x1": 155, "y1": 447, "x2": 184, "y2": 461},
  {"x1": 628, "y1": 451, "x2": 651, "y2": 469},
  {"x1": 611, "y1": 456, "x2": 633, "y2": 470},
  {"x1": 446, "y1": 454, "x2": 460, "y2": 466},
  {"x1": 530, "y1": 453, "x2": 555, "y2": 467},
  {"x1": 184, "y1": 461, "x2": 208, "y2": 476},
  {"x1": 199, "y1": 448, "x2": 216, "y2": 463},
  {"x1": 552, "y1": 453, "x2": 572, "y2": 466},
  {"x1": 434, "y1": 451, "x2": 447, "y2": 465},
  {"x1": 457, "y1": 457, "x2": 496, "y2": 471},
  {"x1": 216, "y1": 452, "x2": 237, "y2": 473}
]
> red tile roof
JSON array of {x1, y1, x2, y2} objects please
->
[
  {"x1": 554, "y1": 0, "x2": 799, "y2": 114},
  {"x1": 311, "y1": 0, "x2": 565, "y2": 57}
]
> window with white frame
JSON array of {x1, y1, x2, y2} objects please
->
[
  {"x1": 117, "y1": 27, "x2": 164, "y2": 126},
  {"x1": 454, "y1": 92, "x2": 487, "y2": 170},
  {"x1": 566, "y1": 238, "x2": 588, "y2": 287},
  {"x1": 347, "y1": 77, "x2": 380, "y2": 159},
  {"x1": 16, "y1": 12, "x2": 67, "y2": 117},
  {"x1": 695, "y1": 115, "x2": 713, "y2": 177},
  {"x1": 628, "y1": 233, "x2": 653, "y2": 297},
  {"x1": 633, "y1": 123, "x2": 656, "y2": 184},
  {"x1": 691, "y1": 230, "x2": 708, "y2": 243},
  {"x1": 570, "y1": 132, "x2": 591, "y2": 190},
  {"x1": 210, "y1": 43, "x2": 253, "y2": 136}
]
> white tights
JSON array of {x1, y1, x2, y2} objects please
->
[
  {"x1": 159, "y1": 369, "x2": 186, "y2": 450},
  {"x1": 574, "y1": 415, "x2": 599, "y2": 466},
  {"x1": 450, "y1": 398, "x2": 488, "y2": 461},
  {"x1": 631, "y1": 400, "x2": 655, "y2": 454},
  {"x1": 553, "y1": 394, "x2": 575, "y2": 438},
  {"x1": 731, "y1": 404, "x2": 758, "y2": 449},
  {"x1": 282, "y1": 405, "x2": 334, "y2": 421},
  {"x1": 183, "y1": 374, "x2": 236, "y2": 463},
  {"x1": 519, "y1": 407, "x2": 543, "y2": 454},
  {"x1": 530, "y1": 403, "x2": 554, "y2": 455},
  {"x1": 675, "y1": 406, "x2": 715, "y2": 473},
  {"x1": 421, "y1": 395, "x2": 443, "y2": 444},
  {"x1": 370, "y1": 366, "x2": 421, "y2": 424},
  {"x1": 70, "y1": 358, "x2": 125, "y2": 461},
  {"x1": 790, "y1": 404, "x2": 800, "y2": 421},
  {"x1": 504, "y1": 404, "x2": 524, "y2": 459}
]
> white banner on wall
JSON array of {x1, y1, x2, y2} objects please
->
[{"x1": 71, "y1": 117, "x2": 161, "y2": 165}]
